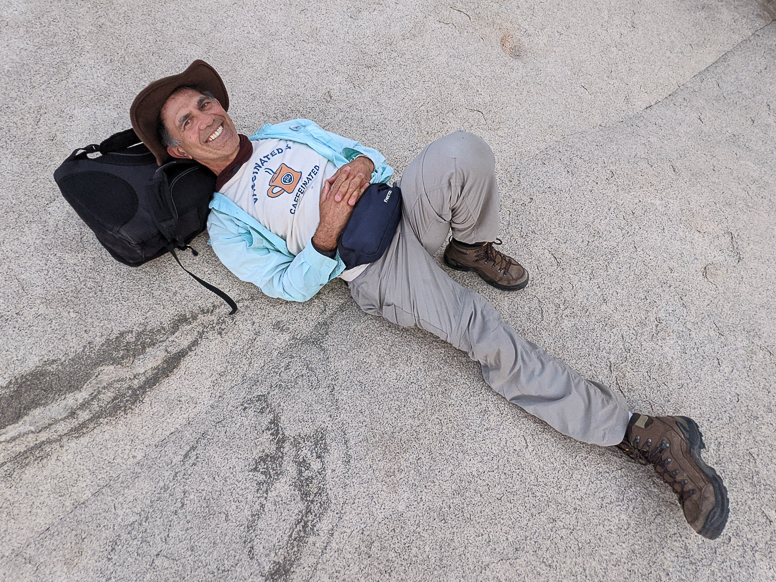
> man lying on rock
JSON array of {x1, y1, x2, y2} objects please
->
[{"x1": 130, "y1": 60, "x2": 729, "y2": 539}]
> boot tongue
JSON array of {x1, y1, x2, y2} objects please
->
[
  {"x1": 633, "y1": 414, "x2": 651, "y2": 430},
  {"x1": 624, "y1": 413, "x2": 652, "y2": 444}
]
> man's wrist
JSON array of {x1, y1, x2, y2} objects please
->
[
  {"x1": 311, "y1": 236, "x2": 338, "y2": 258},
  {"x1": 353, "y1": 155, "x2": 375, "y2": 175}
]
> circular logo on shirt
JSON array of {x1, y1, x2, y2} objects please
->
[{"x1": 268, "y1": 164, "x2": 302, "y2": 198}]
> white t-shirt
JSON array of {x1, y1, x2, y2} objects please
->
[{"x1": 220, "y1": 139, "x2": 368, "y2": 281}]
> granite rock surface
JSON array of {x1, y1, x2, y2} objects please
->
[{"x1": 1, "y1": 1, "x2": 775, "y2": 580}]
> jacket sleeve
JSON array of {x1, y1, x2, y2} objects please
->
[
  {"x1": 207, "y1": 205, "x2": 345, "y2": 303},
  {"x1": 250, "y1": 119, "x2": 394, "y2": 184}
]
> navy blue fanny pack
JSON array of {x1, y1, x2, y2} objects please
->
[{"x1": 338, "y1": 182, "x2": 402, "y2": 269}]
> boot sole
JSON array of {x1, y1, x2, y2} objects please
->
[
  {"x1": 676, "y1": 416, "x2": 730, "y2": 540},
  {"x1": 444, "y1": 255, "x2": 529, "y2": 291}
]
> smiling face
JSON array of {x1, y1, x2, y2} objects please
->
[{"x1": 160, "y1": 87, "x2": 240, "y2": 174}]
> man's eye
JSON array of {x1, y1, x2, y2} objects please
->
[
  {"x1": 201, "y1": 100, "x2": 212, "y2": 109},
  {"x1": 183, "y1": 119, "x2": 191, "y2": 129}
]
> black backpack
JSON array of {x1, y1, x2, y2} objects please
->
[{"x1": 54, "y1": 128, "x2": 237, "y2": 313}]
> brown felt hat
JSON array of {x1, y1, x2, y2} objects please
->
[{"x1": 130, "y1": 59, "x2": 229, "y2": 166}]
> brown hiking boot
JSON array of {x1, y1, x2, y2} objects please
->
[
  {"x1": 618, "y1": 414, "x2": 729, "y2": 539},
  {"x1": 443, "y1": 238, "x2": 529, "y2": 290}
]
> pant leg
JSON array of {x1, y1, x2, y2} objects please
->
[
  {"x1": 396, "y1": 131, "x2": 500, "y2": 255},
  {"x1": 349, "y1": 131, "x2": 629, "y2": 445},
  {"x1": 349, "y1": 222, "x2": 630, "y2": 446}
]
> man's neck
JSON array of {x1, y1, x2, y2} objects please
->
[
  {"x1": 205, "y1": 147, "x2": 241, "y2": 176},
  {"x1": 214, "y1": 135, "x2": 253, "y2": 190}
]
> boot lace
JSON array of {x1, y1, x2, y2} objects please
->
[
  {"x1": 476, "y1": 239, "x2": 515, "y2": 274},
  {"x1": 620, "y1": 437, "x2": 698, "y2": 502}
]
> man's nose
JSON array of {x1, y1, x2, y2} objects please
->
[{"x1": 193, "y1": 110, "x2": 215, "y2": 129}]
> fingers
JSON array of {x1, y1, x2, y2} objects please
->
[
  {"x1": 317, "y1": 187, "x2": 357, "y2": 245},
  {"x1": 348, "y1": 180, "x2": 369, "y2": 206},
  {"x1": 332, "y1": 167, "x2": 351, "y2": 202},
  {"x1": 323, "y1": 167, "x2": 348, "y2": 201},
  {"x1": 324, "y1": 162, "x2": 371, "y2": 208},
  {"x1": 317, "y1": 161, "x2": 373, "y2": 246},
  {"x1": 341, "y1": 171, "x2": 366, "y2": 206},
  {"x1": 332, "y1": 170, "x2": 369, "y2": 205}
]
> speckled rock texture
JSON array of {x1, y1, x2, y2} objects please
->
[{"x1": 1, "y1": 1, "x2": 774, "y2": 580}]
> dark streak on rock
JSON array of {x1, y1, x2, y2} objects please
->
[
  {"x1": 727, "y1": 230, "x2": 742, "y2": 264},
  {"x1": 180, "y1": 427, "x2": 214, "y2": 468},
  {"x1": 241, "y1": 393, "x2": 271, "y2": 415},
  {"x1": 245, "y1": 396, "x2": 288, "y2": 562},
  {"x1": 1, "y1": 331, "x2": 142, "y2": 431},
  {"x1": 272, "y1": 321, "x2": 291, "y2": 335},
  {"x1": 1, "y1": 311, "x2": 205, "y2": 431},
  {"x1": 244, "y1": 413, "x2": 331, "y2": 582},
  {"x1": 241, "y1": 309, "x2": 342, "y2": 580},
  {"x1": 250, "y1": 412, "x2": 287, "y2": 500},
  {"x1": 549, "y1": 250, "x2": 561, "y2": 267},
  {"x1": 83, "y1": 344, "x2": 194, "y2": 434},
  {"x1": 266, "y1": 430, "x2": 330, "y2": 582},
  {"x1": 613, "y1": 375, "x2": 628, "y2": 400},
  {"x1": 0, "y1": 309, "x2": 220, "y2": 473},
  {"x1": 1, "y1": 341, "x2": 199, "y2": 475}
]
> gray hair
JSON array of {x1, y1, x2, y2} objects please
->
[{"x1": 158, "y1": 88, "x2": 216, "y2": 148}]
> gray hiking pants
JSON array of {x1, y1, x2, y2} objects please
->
[{"x1": 348, "y1": 132, "x2": 630, "y2": 446}]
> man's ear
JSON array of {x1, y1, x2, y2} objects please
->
[{"x1": 167, "y1": 145, "x2": 192, "y2": 160}]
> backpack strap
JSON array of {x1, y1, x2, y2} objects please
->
[
  {"x1": 99, "y1": 128, "x2": 141, "y2": 153},
  {"x1": 148, "y1": 162, "x2": 234, "y2": 313},
  {"x1": 63, "y1": 143, "x2": 100, "y2": 163},
  {"x1": 63, "y1": 128, "x2": 143, "y2": 162},
  {"x1": 169, "y1": 248, "x2": 238, "y2": 315},
  {"x1": 148, "y1": 164, "x2": 179, "y2": 242}
]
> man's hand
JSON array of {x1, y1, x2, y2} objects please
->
[
  {"x1": 323, "y1": 156, "x2": 375, "y2": 205},
  {"x1": 312, "y1": 157, "x2": 375, "y2": 252}
]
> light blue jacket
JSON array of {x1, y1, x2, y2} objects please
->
[{"x1": 207, "y1": 119, "x2": 393, "y2": 302}]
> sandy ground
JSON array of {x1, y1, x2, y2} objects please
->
[{"x1": 1, "y1": 0, "x2": 775, "y2": 580}]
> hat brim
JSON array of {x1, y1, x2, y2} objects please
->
[{"x1": 130, "y1": 60, "x2": 229, "y2": 166}]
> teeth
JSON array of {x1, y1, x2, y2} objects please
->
[{"x1": 207, "y1": 125, "x2": 223, "y2": 142}]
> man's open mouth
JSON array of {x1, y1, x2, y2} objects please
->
[{"x1": 206, "y1": 124, "x2": 224, "y2": 143}]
